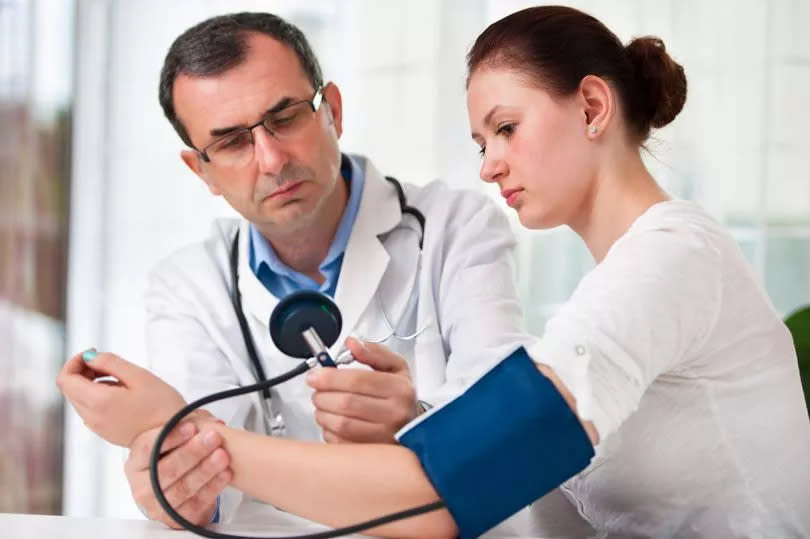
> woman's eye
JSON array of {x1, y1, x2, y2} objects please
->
[
  {"x1": 496, "y1": 123, "x2": 515, "y2": 137},
  {"x1": 478, "y1": 146, "x2": 486, "y2": 157}
]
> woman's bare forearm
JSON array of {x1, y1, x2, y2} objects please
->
[{"x1": 210, "y1": 424, "x2": 457, "y2": 539}]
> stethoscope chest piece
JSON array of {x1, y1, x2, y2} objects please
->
[{"x1": 269, "y1": 290, "x2": 343, "y2": 365}]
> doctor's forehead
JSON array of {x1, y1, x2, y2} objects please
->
[{"x1": 172, "y1": 33, "x2": 313, "y2": 142}]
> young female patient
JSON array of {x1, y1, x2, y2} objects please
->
[{"x1": 59, "y1": 6, "x2": 810, "y2": 538}]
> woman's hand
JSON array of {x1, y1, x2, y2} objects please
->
[{"x1": 57, "y1": 350, "x2": 188, "y2": 448}]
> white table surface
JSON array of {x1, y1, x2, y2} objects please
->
[
  {"x1": 0, "y1": 513, "x2": 376, "y2": 539},
  {"x1": 0, "y1": 511, "x2": 366, "y2": 539},
  {"x1": 3, "y1": 491, "x2": 564, "y2": 539},
  {"x1": 0, "y1": 510, "x2": 542, "y2": 539}
]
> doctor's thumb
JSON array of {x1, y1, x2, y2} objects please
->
[
  {"x1": 345, "y1": 338, "x2": 407, "y2": 374},
  {"x1": 344, "y1": 336, "x2": 368, "y2": 357}
]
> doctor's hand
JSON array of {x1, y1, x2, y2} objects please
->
[
  {"x1": 306, "y1": 337, "x2": 417, "y2": 444},
  {"x1": 125, "y1": 410, "x2": 232, "y2": 529},
  {"x1": 57, "y1": 350, "x2": 188, "y2": 448}
]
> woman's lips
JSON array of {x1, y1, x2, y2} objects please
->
[{"x1": 501, "y1": 187, "x2": 524, "y2": 208}]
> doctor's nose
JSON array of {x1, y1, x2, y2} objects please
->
[
  {"x1": 252, "y1": 127, "x2": 288, "y2": 176},
  {"x1": 480, "y1": 155, "x2": 508, "y2": 184}
]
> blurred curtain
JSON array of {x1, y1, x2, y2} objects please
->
[{"x1": 0, "y1": 0, "x2": 75, "y2": 514}]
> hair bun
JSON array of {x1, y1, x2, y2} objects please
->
[{"x1": 625, "y1": 36, "x2": 687, "y2": 129}]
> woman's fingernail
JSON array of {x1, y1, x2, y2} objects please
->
[
  {"x1": 179, "y1": 423, "x2": 196, "y2": 437},
  {"x1": 306, "y1": 370, "x2": 319, "y2": 384},
  {"x1": 82, "y1": 349, "x2": 98, "y2": 362}
]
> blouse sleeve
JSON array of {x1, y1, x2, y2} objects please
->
[{"x1": 527, "y1": 226, "x2": 723, "y2": 442}]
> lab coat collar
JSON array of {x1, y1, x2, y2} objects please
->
[{"x1": 333, "y1": 155, "x2": 401, "y2": 347}]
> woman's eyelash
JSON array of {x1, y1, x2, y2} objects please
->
[
  {"x1": 477, "y1": 123, "x2": 516, "y2": 157},
  {"x1": 496, "y1": 123, "x2": 515, "y2": 136}
]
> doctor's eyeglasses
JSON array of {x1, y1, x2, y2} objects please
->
[{"x1": 199, "y1": 86, "x2": 324, "y2": 168}]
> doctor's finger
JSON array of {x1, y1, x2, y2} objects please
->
[
  {"x1": 130, "y1": 436, "x2": 224, "y2": 517},
  {"x1": 142, "y1": 467, "x2": 228, "y2": 530},
  {"x1": 127, "y1": 422, "x2": 199, "y2": 471},
  {"x1": 309, "y1": 368, "x2": 409, "y2": 398},
  {"x1": 158, "y1": 448, "x2": 230, "y2": 511},
  {"x1": 345, "y1": 338, "x2": 409, "y2": 374},
  {"x1": 322, "y1": 430, "x2": 349, "y2": 443},
  {"x1": 168, "y1": 469, "x2": 232, "y2": 528},
  {"x1": 150, "y1": 431, "x2": 225, "y2": 491},
  {"x1": 312, "y1": 391, "x2": 400, "y2": 424},
  {"x1": 314, "y1": 410, "x2": 391, "y2": 443}
]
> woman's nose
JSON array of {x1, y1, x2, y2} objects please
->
[{"x1": 479, "y1": 154, "x2": 507, "y2": 183}]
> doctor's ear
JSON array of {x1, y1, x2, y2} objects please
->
[
  {"x1": 321, "y1": 82, "x2": 343, "y2": 138},
  {"x1": 180, "y1": 149, "x2": 222, "y2": 196}
]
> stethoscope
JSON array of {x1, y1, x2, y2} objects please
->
[
  {"x1": 147, "y1": 180, "x2": 446, "y2": 537},
  {"x1": 228, "y1": 176, "x2": 428, "y2": 409}
]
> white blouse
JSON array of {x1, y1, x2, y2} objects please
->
[{"x1": 528, "y1": 200, "x2": 810, "y2": 538}]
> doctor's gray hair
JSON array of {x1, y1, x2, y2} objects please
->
[{"x1": 158, "y1": 12, "x2": 324, "y2": 149}]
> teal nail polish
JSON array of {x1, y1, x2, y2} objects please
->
[{"x1": 82, "y1": 349, "x2": 98, "y2": 362}]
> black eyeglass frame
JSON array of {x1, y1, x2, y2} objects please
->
[{"x1": 197, "y1": 86, "x2": 324, "y2": 163}]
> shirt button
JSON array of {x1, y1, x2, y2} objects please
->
[{"x1": 575, "y1": 345, "x2": 586, "y2": 356}]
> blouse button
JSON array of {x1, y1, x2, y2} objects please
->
[{"x1": 575, "y1": 345, "x2": 586, "y2": 356}]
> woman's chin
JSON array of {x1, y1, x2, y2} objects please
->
[{"x1": 517, "y1": 208, "x2": 558, "y2": 230}]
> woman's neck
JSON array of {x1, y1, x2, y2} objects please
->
[{"x1": 570, "y1": 149, "x2": 670, "y2": 263}]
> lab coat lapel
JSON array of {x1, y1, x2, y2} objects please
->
[
  {"x1": 334, "y1": 157, "x2": 401, "y2": 348},
  {"x1": 236, "y1": 219, "x2": 281, "y2": 340}
]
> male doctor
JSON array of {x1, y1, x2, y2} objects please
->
[{"x1": 125, "y1": 11, "x2": 531, "y2": 530}]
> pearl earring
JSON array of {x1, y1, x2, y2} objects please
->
[{"x1": 588, "y1": 125, "x2": 598, "y2": 134}]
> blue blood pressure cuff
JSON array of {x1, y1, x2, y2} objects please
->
[{"x1": 398, "y1": 346, "x2": 595, "y2": 538}]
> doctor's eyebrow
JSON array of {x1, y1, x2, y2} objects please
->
[
  {"x1": 470, "y1": 105, "x2": 505, "y2": 140},
  {"x1": 208, "y1": 96, "x2": 296, "y2": 137}
]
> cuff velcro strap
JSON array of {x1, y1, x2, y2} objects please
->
[{"x1": 399, "y1": 346, "x2": 594, "y2": 538}]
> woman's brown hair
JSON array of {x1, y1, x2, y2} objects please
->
[{"x1": 467, "y1": 5, "x2": 687, "y2": 143}]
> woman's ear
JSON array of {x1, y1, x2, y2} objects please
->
[
  {"x1": 181, "y1": 150, "x2": 221, "y2": 196},
  {"x1": 578, "y1": 75, "x2": 615, "y2": 139}
]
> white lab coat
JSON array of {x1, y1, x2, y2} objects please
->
[{"x1": 143, "y1": 155, "x2": 539, "y2": 522}]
